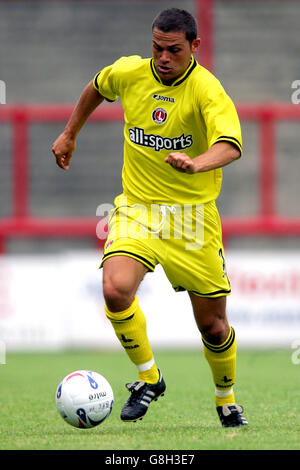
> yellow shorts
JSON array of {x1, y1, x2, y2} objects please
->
[{"x1": 100, "y1": 194, "x2": 231, "y2": 297}]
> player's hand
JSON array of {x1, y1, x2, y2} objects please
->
[
  {"x1": 52, "y1": 132, "x2": 76, "y2": 170},
  {"x1": 164, "y1": 152, "x2": 196, "y2": 174}
]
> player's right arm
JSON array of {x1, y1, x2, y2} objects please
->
[{"x1": 52, "y1": 81, "x2": 105, "y2": 170}]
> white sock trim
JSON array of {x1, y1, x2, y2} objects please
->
[
  {"x1": 215, "y1": 387, "x2": 233, "y2": 398},
  {"x1": 137, "y1": 357, "x2": 155, "y2": 372}
]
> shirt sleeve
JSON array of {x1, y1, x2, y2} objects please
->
[
  {"x1": 200, "y1": 78, "x2": 243, "y2": 156},
  {"x1": 93, "y1": 63, "x2": 120, "y2": 102}
]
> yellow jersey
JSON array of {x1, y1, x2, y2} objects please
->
[{"x1": 93, "y1": 55, "x2": 242, "y2": 205}]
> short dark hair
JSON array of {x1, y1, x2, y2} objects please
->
[{"x1": 152, "y1": 8, "x2": 198, "y2": 44}]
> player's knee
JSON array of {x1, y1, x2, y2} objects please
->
[
  {"x1": 200, "y1": 318, "x2": 229, "y2": 345},
  {"x1": 102, "y1": 275, "x2": 135, "y2": 312}
]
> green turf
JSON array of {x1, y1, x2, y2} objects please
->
[{"x1": 0, "y1": 349, "x2": 299, "y2": 450}]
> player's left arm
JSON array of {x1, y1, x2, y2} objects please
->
[{"x1": 164, "y1": 141, "x2": 240, "y2": 174}]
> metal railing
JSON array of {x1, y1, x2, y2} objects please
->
[{"x1": 1, "y1": 102, "x2": 300, "y2": 252}]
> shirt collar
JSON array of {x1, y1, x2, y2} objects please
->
[{"x1": 150, "y1": 56, "x2": 197, "y2": 87}]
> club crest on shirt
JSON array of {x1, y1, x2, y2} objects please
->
[{"x1": 152, "y1": 108, "x2": 167, "y2": 124}]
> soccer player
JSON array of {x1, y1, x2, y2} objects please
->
[{"x1": 52, "y1": 8, "x2": 248, "y2": 428}]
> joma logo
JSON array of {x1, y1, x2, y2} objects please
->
[
  {"x1": 0, "y1": 80, "x2": 6, "y2": 104},
  {"x1": 152, "y1": 94, "x2": 175, "y2": 103}
]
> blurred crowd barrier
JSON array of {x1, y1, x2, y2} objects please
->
[{"x1": 0, "y1": 250, "x2": 300, "y2": 349}]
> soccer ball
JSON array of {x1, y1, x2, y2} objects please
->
[{"x1": 55, "y1": 370, "x2": 114, "y2": 428}]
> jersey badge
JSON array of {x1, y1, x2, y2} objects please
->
[{"x1": 152, "y1": 108, "x2": 167, "y2": 124}]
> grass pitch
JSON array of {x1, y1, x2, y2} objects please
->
[{"x1": 0, "y1": 349, "x2": 299, "y2": 450}]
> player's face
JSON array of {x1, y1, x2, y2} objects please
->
[{"x1": 152, "y1": 28, "x2": 200, "y2": 85}]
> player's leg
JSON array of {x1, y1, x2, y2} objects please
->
[
  {"x1": 103, "y1": 255, "x2": 166, "y2": 421},
  {"x1": 188, "y1": 294, "x2": 235, "y2": 402},
  {"x1": 189, "y1": 293, "x2": 248, "y2": 427},
  {"x1": 103, "y1": 255, "x2": 159, "y2": 383}
]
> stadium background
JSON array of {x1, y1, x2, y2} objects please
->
[{"x1": 0, "y1": 0, "x2": 300, "y2": 355}]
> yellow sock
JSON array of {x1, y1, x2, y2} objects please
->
[
  {"x1": 105, "y1": 296, "x2": 159, "y2": 384},
  {"x1": 137, "y1": 363, "x2": 159, "y2": 383},
  {"x1": 202, "y1": 326, "x2": 236, "y2": 406}
]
